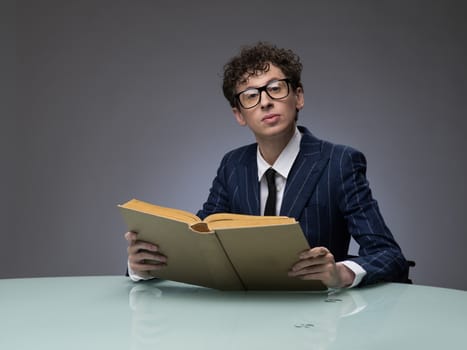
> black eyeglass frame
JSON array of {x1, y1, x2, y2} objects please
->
[{"x1": 234, "y1": 78, "x2": 291, "y2": 109}]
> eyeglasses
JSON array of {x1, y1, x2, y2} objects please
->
[{"x1": 235, "y1": 79, "x2": 291, "y2": 109}]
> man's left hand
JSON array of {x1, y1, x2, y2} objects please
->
[{"x1": 288, "y1": 247, "x2": 355, "y2": 288}]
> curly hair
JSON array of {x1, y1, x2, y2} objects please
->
[{"x1": 222, "y1": 42, "x2": 303, "y2": 108}]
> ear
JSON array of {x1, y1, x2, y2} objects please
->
[
  {"x1": 232, "y1": 107, "x2": 247, "y2": 126},
  {"x1": 295, "y1": 87, "x2": 305, "y2": 111}
]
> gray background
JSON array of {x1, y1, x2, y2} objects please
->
[{"x1": 6, "y1": 0, "x2": 467, "y2": 290}]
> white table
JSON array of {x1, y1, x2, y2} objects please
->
[{"x1": 1, "y1": 276, "x2": 466, "y2": 349}]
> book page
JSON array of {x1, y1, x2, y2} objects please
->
[
  {"x1": 119, "y1": 199, "x2": 201, "y2": 224},
  {"x1": 204, "y1": 212, "x2": 296, "y2": 229}
]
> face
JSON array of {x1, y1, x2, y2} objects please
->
[{"x1": 232, "y1": 64, "x2": 304, "y2": 142}]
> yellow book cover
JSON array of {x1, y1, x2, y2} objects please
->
[{"x1": 118, "y1": 199, "x2": 326, "y2": 291}]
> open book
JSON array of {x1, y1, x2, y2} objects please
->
[{"x1": 118, "y1": 199, "x2": 326, "y2": 291}]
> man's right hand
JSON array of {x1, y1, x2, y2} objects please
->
[{"x1": 125, "y1": 231, "x2": 168, "y2": 276}]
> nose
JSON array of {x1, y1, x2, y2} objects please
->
[{"x1": 260, "y1": 90, "x2": 273, "y2": 108}]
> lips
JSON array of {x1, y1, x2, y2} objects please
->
[{"x1": 262, "y1": 114, "x2": 280, "y2": 122}]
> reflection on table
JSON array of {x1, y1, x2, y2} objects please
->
[{"x1": 129, "y1": 281, "x2": 367, "y2": 350}]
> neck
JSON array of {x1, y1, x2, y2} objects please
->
[{"x1": 257, "y1": 125, "x2": 296, "y2": 165}]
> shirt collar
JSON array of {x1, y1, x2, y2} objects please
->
[{"x1": 257, "y1": 127, "x2": 302, "y2": 180}]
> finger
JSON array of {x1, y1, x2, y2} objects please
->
[
  {"x1": 128, "y1": 247, "x2": 167, "y2": 263},
  {"x1": 291, "y1": 253, "x2": 334, "y2": 273},
  {"x1": 130, "y1": 261, "x2": 166, "y2": 272},
  {"x1": 127, "y1": 243, "x2": 145, "y2": 255},
  {"x1": 289, "y1": 262, "x2": 329, "y2": 277},
  {"x1": 124, "y1": 231, "x2": 138, "y2": 242},
  {"x1": 299, "y1": 247, "x2": 329, "y2": 259},
  {"x1": 290, "y1": 259, "x2": 314, "y2": 272},
  {"x1": 127, "y1": 240, "x2": 159, "y2": 255},
  {"x1": 131, "y1": 255, "x2": 167, "y2": 268},
  {"x1": 295, "y1": 271, "x2": 329, "y2": 281},
  {"x1": 127, "y1": 243, "x2": 166, "y2": 261},
  {"x1": 129, "y1": 252, "x2": 167, "y2": 268},
  {"x1": 135, "y1": 250, "x2": 168, "y2": 264},
  {"x1": 288, "y1": 262, "x2": 338, "y2": 285}
]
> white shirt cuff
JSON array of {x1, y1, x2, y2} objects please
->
[
  {"x1": 127, "y1": 261, "x2": 153, "y2": 282},
  {"x1": 340, "y1": 260, "x2": 367, "y2": 288}
]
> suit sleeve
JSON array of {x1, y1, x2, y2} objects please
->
[
  {"x1": 196, "y1": 153, "x2": 232, "y2": 219},
  {"x1": 337, "y1": 147, "x2": 409, "y2": 285}
]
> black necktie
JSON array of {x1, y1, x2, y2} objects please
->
[{"x1": 264, "y1": 168, "x2": 277, "y2": 216}]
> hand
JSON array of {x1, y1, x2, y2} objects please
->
[
  {"x1": 288, "y1": 247, "x2": 355, "y2": 289},
  {"x1": 125, "y1": 231, "x2": 168, "y2": 276}
]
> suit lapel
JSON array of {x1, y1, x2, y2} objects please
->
[{"x1": 280, "y1": 128, "x2": 331, "y2": 218}]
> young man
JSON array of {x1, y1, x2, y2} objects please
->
[{"x1": 126, "y1": 42, "x2": 408, "y2": 288}]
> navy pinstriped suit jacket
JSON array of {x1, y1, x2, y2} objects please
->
[{"x1": 197, "y1": 126, "x2": 408, "y2": 286}]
